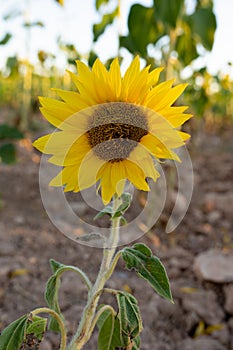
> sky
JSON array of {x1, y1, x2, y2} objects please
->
[{"x1": 1, "y1": 0, "x2": 233, "y2": 76}]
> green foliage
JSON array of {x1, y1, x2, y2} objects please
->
[
  {"x1": 88, "y1": 51, "x2": 99, "y2": 67},
  {"x1": 0, "y1": 314, "x2": 47, "y2": 350},
  {"x1": 45, "y1": 261, "x2": 66, "y2": 331},
  {"x1": 6, "y1": 56, "x2": 19, "y2": 76},
  {"x1": 95, "y1": 0, "x2": 110, "y2": 10},
  {"x1": 97, "y1": 309, "x2": 121, "y2": 350},
  {"x1": 0, "y1": 124, "x2": 24, "y2": 140},
  {"x1": 0, "y1": 143, "x2": 16, "y2": 164},
  {"x1": 26, "y1": 315, "x2": 47, "y2": 341},
  {"x1": 122, "y1": 4, "x2": 159, "y2": 58},
  {"x1": 0, "y1": 315, "x2": 28, "y2": 350},
  {"x1": 0, "y1": 33, "x2": 12, "y2": 45},
  {"x1": 122, "y1": 243, "x2": 173, "y2": 302},
  {"x1": 120, "y1": 0, "x2": 216, "y2": 68},
  {"x1": 93, "y1": 7, "x2": 118, "y2": 42},
  {"x1": 0, "y1": 124, "x2": 24, "y2": 164},
  {"x1": 116, "y1": 291, "x2": 143, "y2": 346},
  {"x1": 153, "y1": 0, "x2": 185, "y2": 29},
  {"x1": 190, "y1": 7, "x2": 216, "y2": 50},
  {"x1": 175, "y1": 18, "x2": 199, "y2": 66},
  {"x1": 94, "y1": 192, "x2": 132, "y2": 223},
  {"x1": 97, "y1": 294, "x2": 142, "y2": 350}
]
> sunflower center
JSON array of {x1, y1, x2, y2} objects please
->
[{"x1": 86, "y1": 102, "x2": 148, "y2": 162}]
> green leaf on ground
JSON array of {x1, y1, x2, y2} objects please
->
[{"x1": 122, "y1": 243, "x2": 173, "y2": 302}]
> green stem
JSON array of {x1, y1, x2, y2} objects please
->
[
  {"x1": 31, "y1": 307, "x2": 66, "y2": 350},
  {"x1": 56, "y1": 266, "x2": 92, "y2": 291},
  {"x1": 68, "y1": 196, "x2": 121, "y2": 350},
  {"x1": 88, "y1": 305, "x2": 116, "y2": 336}
]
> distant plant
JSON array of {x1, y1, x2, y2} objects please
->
[{"x1": 0, "y1": 124, "x2": 23, "y2": 164}]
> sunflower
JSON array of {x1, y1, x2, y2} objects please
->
[{"x1": 33, "y1": 56, "x2": 191, "y2": 204}]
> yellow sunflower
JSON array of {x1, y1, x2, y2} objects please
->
[{"x1": 33, "y1": 56, "x2": 191, "y2": 204}]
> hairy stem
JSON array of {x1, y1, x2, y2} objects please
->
[{"x1": 68, "y1": 196, "x2": 121, "y2": 350}]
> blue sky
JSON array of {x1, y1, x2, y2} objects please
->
[{"x1": 1, "y1": 0, "x2": 233, "y2": 76}]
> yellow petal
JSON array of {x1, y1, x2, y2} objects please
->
[
  {"x1": 48, "y1": 134, "x2": 91, "y2": 166},
  {"x1": 76, "y1": 150, "x2": 105, "y2": 192},
  {"x1": 165, "y1": 113, "x2": 192, "y2": 128},
  {"x1": 92, "y1": 59, "x2": 115, "y2": 102},
  {"x1": 99, "y1": 163, "x2": 116, "y2": 204},
  {"x1": 145, "y1": 79, "x2": 175, "y2": 108},
  {"x1": 52, "y1": 88, "x2": 88, "y2": 111},
  {"x1": 147, "y1": 67, "x2": 164, "y2": 87},
  {"x1": 129, "y1": 144, "x2": 160, "y2": 182},
  {"x1": 140, "y1": 133, "x2": 181, "y2": 162},
  {"x1": 121, "y1": 56, "x2": 140, "y2": 100},
  {"x1": 155, "y1": 84, "x2": 188, "y2": 112},
  {"x1": 109, "y1": 58, "x2": 122, "y2": 99},
  {"x1": 39, "y1": 97, "x2": 75, "y2": 129},
  {"x1": 124, "y1": 159, "x2": 150, "y2": 191},
  {"x1": 49, "y1": 165, "x2": 78, "y2": 192}
]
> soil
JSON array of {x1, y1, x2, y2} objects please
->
[{"x1": 0, "y1": 127, "x2": 233, "y2": 350}]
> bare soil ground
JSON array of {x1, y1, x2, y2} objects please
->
[{"x1": 0, "y1": 127, "x2": 233, "y2": 350}]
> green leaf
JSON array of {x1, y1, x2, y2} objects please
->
[
  {"x1": 97, "y1": 308, "x2": 123, "y2": 350},
  {"x1": 93, "y1": 7, "x2": 118, "y2": 42},
  {"x1": 175, "y1": 25, "x2": 198, "y2": 65},
  {"x1": 190, "y1": 7, "x2": 216, "y2": 50},
  {"x1": 94, "y1": 205, "x2": 113, "y2": 220},
  {"x1": 153, "y1": 0, "x2": 185, "y2": 28},
  {"x1": 132, "y1": 335, "x2": 141, "y2": 350},
  {"x1": 0, "y1": 124, "x2": 24, "y2": 140},
  {"x1": 95, "y1": 0, "x2": 110, "y2": 10},
  {"x1": 49, "y1": 258, "x2": 64, "y2": 274},
  {"x1": 0, "y1": 144, "x2": 16, "y2": 164},
  {"x1": 116, "y1": 291, "x2": 143, "y2": 346},
  {"x1": 45, "y1": 274, "x2": 63, "y2": 332},
  {"x1": 26, "y1": 315, "x2": 47, "y2": 341},
  {"x1": 45, "y1": 260, "x2": 90, "y2": 331},
  {"x1": 124, "y1": 4, "x2": 160, "y2": 57},
  {"x1": 122, "y1": 243, "x2": 173, "y2": 302},
  {"x1": 0, "y1": 33, "x2": 12, "y2": 45},
  {"x1": 112, "y1": 192, "x2": 132, "y2": 219},
  {"x1": 98, "y1": 311, "x2": 115, "y2": 350},
  {"x1": 88, "y1": 51, "x2": 98, "y2": 67},
  {"x1": 0, "y1": 314, "x2": 28, "y2": 349}
]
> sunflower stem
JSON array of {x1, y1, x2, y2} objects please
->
[{"x1": 67, "y1": 196, "x2": 121, "y2": 350}]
